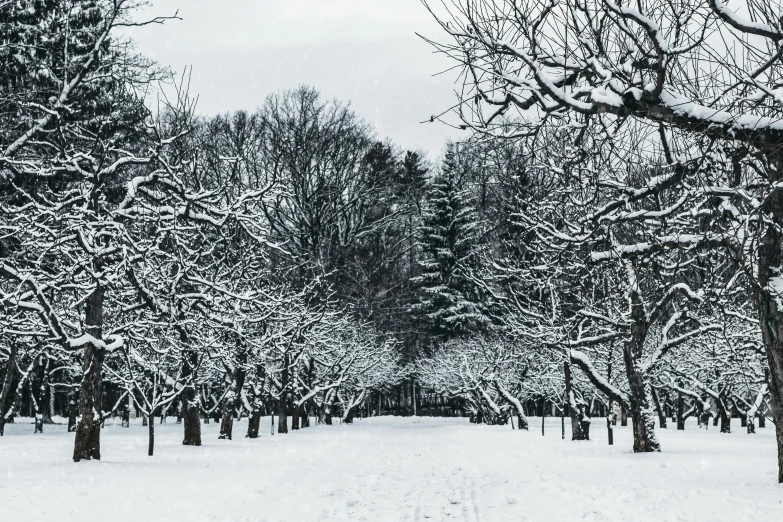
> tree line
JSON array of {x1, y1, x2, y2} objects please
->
[
  {"x1": 414, "y1": 0, "x2": 783, "y2": 484},
  {"x1": 3, "y1": 0, "x2": 783, "y2": 488},
  {"x1": 0, "y1": 0, "x2": 499, "y2": 460}
]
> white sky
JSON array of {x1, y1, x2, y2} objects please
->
[{"x1": 128, "y1": 0, "x2": 467, "y2": 156}]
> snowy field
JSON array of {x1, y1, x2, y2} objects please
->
[{"x1": 1, "y1": 416, "x2": 781, "y2": 522}]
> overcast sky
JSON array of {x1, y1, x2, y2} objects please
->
[{"x1": 128, "y1": 0, "x2": 466, "y2": 156}]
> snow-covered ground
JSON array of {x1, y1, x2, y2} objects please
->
[{"x1": 1, "y1": 416, "x2": 781, "y2": 521}]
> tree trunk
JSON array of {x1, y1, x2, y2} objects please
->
[
  {"x1": 718, "y1": 396, "x2": 731, "y2": 434},
  {"x1": 325, "y1": 406, "x2": 333, "y2": 425},
  {"x1": 318, "y1": 397, "x2": 327, "y2": 424},
  {"x1": 181, "y1": 351, "x2": 201, "y2": 446},
  {"x1": 292, "y1": 402, "x2": 300, "y2": 430},
  {"x1": 676, "y1": 390, "x2": 685, "y2": 430},
  {"x1": 278, "y1": 354, "x2": 289, "y2": 434},
  {"x1": 651, "y1": 387, "x2": 667, "y2": 429},
  {"x1": 73, "y1": 282, "x2": 106, "y2": 462},
  {"x1": 278, "y1": 393, "x2": 289, "y2": 433},
  {"x1": 34, "y1": 411, "x2": 43, "y2": 434},
  {"x1": 43, "y1": 359, "x2": 54, "y2": 425},
  {"x1": 181, "y1": 389, "x2": 201, "y2": 445},
  {"x1": 148, "y1": 409, "x2": 156, "y2": 456},
  {"x1": 302, "y1": 401, "x2": 311, "y2": 428},
  {"x1": 0, "y1": 343, "x2": 19, "y2": 437},
  {"x1": 219, "y1": 351, "x2": 247, "y2": 440},
  {"x1": 622, "y1": 351, "x2": 659, "y2": 451},
  {"x1": 561, "y1": 407, "x2": 565, "y2": 439},
  {"x1": 607, "y1": 399, "x2": 614, "y2": 446},
  {"x1": 218, "y1": 391, "x2": 235, "y2": 440},
  {"x1": 72, "y1": 344, "x2": 105, "y2": 461},
  {"x1": 626, "y1": 374, "x2": 659, "y2": 452},
  {"x1": 67, "y1": 391, "x2": 78, "y2": 432},
  {"x1": 412, "y1": 381, "x2": 417, "y2": 416},
  {"x1": 246, "y1": 408, "x2": 261, "y2": 438},
  {"x1": 564, "y1": 360, "x2": 588, "y2": 441}
]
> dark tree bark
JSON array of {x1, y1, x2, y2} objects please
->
[
  {"x1": 676, "y1": 390, "x2": 685, "y2": 430},
  {"x1": 622, "y1": 310, "x2": 660, "y2": 452},
  {"x1": 607, "y1": 402, "x2": 614, "y2": 446},
  {"x1": 181, "y1": 350, "x2": 201, "y2": 446},
  {"x1": 318, "y1": 399, "x2": 327, "y2": 424},
  {"x1": 277, "y1": 354, "x2": 289, "y2": 434},
  {"x1": 67, "y1": 391, "x2": 78, "y2": 432},
  {"x1": 754, "y1": 153, "x2": 783, "y2": 482},
  {"x1": 561, "y1": 407, "x2": 565, "y2": 440},
  {"x1": 148, "y1": 408, "x2": 156, "y2": 456},
  {"x1": 291, "y1": 402, "x2": 300, "y2": 430},
  {"x1": 247, "y1": 409, "x2": 262, "y2": 438},
  {"x1": 219, "y1": 350, "x2": 247, "y2": 440},
  {"x1": 182, "y1": 391, "x2": 201, "y2": 446},
  {"x1": 0, "y1": 343, "x2": 19, "y2": 437},
  {"x1": 73, "y1": 283, "x2": 106, "y2": 462},
  {"x1": 651, "y1": 387, "x2": 667, "y2": 429},
  {"x1": 322, "y1": 390, "x2": 335, "y2": 425},
  {"x1": 606, "y1": 347, "x2": 614, "y2": 445},
  {"x1": 564, "y1": 360, "x2": 588, "y2": 441},
  {"x1": 718, "y1": 396, "x2": 731, "y2": 434},
  {"x1": 218, "y1": 397, "x2": 235, "y2": 440},
  {"x1": 42, "y1": 358, "x2": 54, "y2": 426},
  {"x1": 246, "y1": 364, "x2": 265, "y2": 438},
  {"x1": 72, "y1": 343, "x2": 105, "y2": 461}
]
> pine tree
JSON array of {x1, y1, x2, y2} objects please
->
[{"x1": 411, "y1": 144, "x2": 492, "y2": 342}]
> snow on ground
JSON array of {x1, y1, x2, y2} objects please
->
[{"x1": 1, "y1": 416, "x2": 781, "y2": 521}]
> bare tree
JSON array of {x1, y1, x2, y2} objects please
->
[{"x1": 426, "y1": 0, "x2": 783, "y2": 480}]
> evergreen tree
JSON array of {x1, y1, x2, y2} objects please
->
[
  {"x1": 397, "y1": 151, "x2": 428, "y2": 212},
  {"x1": 410, "y1": 144, "x2": 492, "y2": 342}
]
